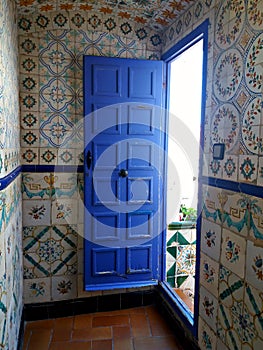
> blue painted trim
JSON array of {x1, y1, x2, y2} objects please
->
[
  {"x1": 202, "y1": 176, "x2": 263, "y2": 199},
  {"x1": 22, "y1": 165, "x2": 84, "y2": 173},
  {"x1": 159, "y1": 282, "x2": 194, "y2": 326},
  {"x1": 85, "y1": 280, "x2": 158, "y2": 291},
  {"x1": 0, "y1": 166, "x2": 22, "y2": 191},
  {"x1": 162, "y1": 19, "x2": 210, "y2": 339}
]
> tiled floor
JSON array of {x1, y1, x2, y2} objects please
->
[{"x1": 22, "y1": 305, "x2": 183, "y2": 350}]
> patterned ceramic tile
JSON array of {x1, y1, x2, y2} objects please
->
[
  {"x1": 211, "y1": 103, "x2": 240, "y2": 153},
  {"x1": 202, "y1": 185, "x2": 222, "y2": 225},
  {"x1": 22, "y1": 173, "x2": 51, "y2": 199},
  {"x1": 201, "y1": 219, "x2": 222, "y2": 261},
  {"x1": 39, "y1": 148, "x2": 58, "y2": 165},
  {"x1": 200, "y1": 253, "x2": 219, "y2": 297},
  {"x1": 221, "y1": 228, "x2": 246, "y2": 279},
  {"x1": 21, "y1": 148, "x2": 39, "y2": 164},
  {"x1": 222, "y1": 192, "x2": 249, "y2": 237},
  {"x1": 208, "y1": 156, "x2": 223, "y2": 178},
  {"x1": 242, "y1": 97, "x2": 262, "y2": 155},
  {"x1": 213, "y1": 49, "x2": 243, "y2": 102},
  {"x1": 23, "y1": 226, "x2": 51, "y2": 278},
  {"x1": 238, "y1": 155, "x2": 258, "y2": 184},
  {"x1": 218, "y1": 301, "x2": 243, "y2": 350},
  {"x1": 21, "y1": 129, "x2": 40, "y2": 148},
  {"x1": 219, "y1": 265, "x2": 244, "y2": 309},
  {"x1": 246, "y1": 240, "x2": 263, "y2": 290},
  {"x1": 51, "y1": 199, "x2": 78, "y2": 225},
  {"x1": 23, "y1": 199, "x2": 51, "y2": 226},
  {"x1": 245, "y1": 32, "x2": 263, "y2": 94},
  {"x1": 222, "y1": 155, "x2": 238, "y2": 181},
  {"x1": 23, "y1": 277, "x2": 51, "y2": 303},
  {"x1": 215, "y1": 0, "x2": 245, "y2": 50},
  {"x1": 199, "y1": 285, "x2": 218, "y2": 332},
  {"x1": 198, "y1": 316, "x2": 217, "y2": 350},
  {"x1": 51, "y1": 275, "x2": 77, "y2": 301},
  {"x1": 244, "y1": 283, "x2": 263, "y2": 344}
]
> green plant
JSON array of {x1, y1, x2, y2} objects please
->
[{"x1": 180, "y1": 205, "x2": 197, "y2": 222}]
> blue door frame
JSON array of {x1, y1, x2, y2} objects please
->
[{"x1": 161, "y1": 19, "x2": 209, "y2": 337}]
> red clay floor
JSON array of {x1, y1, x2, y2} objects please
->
[{"x1": 22, "y1": 305, "x2": 184, "y2": 350}]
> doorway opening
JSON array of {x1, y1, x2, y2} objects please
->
[{"x1": 165, "y1": 39, "x2": 204, "y2": 316}]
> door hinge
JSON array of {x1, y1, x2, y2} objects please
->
[{"x1": 163, "y1": 82, "x2": 166, "y2": 89}]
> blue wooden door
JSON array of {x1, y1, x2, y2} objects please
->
[{"x1": 84, "y1": 56, "x2": 164, "y2": 290}]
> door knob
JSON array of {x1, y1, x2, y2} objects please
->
[{"x1": 119, "y1": 169, "x2": 128, "y2": 178}]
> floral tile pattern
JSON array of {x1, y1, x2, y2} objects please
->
[
  {"x1": 200, "y1": 218, "x2": 222, "y2": 262},
  {"x1": 23, "y1": 199, "x2": 51, "y2": 226},
  {"x1": 199, "y1": 285, "x2": 218, "y2": 333},
  {"x1": 246, "y1": 240, "x2": 263, "y2": 291},
  {"x1": 200, "y1": 253, "x2": 219, "y2": 297}
]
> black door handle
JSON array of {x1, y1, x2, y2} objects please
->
[
  {"x1": 119, "y1": 169, "x2": 128, "y2": 177},
  {"x1": 87, "y1": 150, "x2": 92, "y2": 169}
]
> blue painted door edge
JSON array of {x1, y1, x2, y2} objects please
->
[{"x1": 161, "y1": 19, "x2": 209, "y2": 339}]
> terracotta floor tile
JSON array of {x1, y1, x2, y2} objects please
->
[
  {"x1": 73, "y1": 314, "x2": 93, "y2": 329},
  {"x1": 92, "y1": 314, "x2": 129, "y2": 327},
  {"x1": 127, "y1": 307, "x2": 146, "y2": 315},
  {"x1": 113, "y1": 325, "x2": 131, "y2": 338},
  {"x1": 130, "y1": 313, "x2": 151, "y2": 338},
  {"x1": 133, "y1": 335, "x2": 181, "y2": 350},
  {"x1": 146, "y1": 307, "x2": 173, "y2": 336},
  {"x1": 52, "y1": 328, "x2": 72, "y2": 342},
  {"x1": 72, "y1": 326, "x2": 112, "y2": 341},
  {"x1": 26, "y1": 319, "x2": 55, "y2": 330},
  {"x1": 27, "y1": 329, "x2": 52, "y2": 350},
  {"x1": 113, "y1": 338, "x2": 134, "y2": 350},
  {"x1": 49, "y1": 341, "x2": 92, "y2": 350},
  {"x1": 54, "y1": 317, "x2": 74, "y2": 330},
  {"x1": 92, "y1": 339, "x2": 112, "y2": 350}
]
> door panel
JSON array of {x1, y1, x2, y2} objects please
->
[{"x1": 84, "y1": 56, "x2": 164, "y2": 290}]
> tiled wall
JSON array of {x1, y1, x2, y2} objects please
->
[
  {"x1": 0, "y1": 0, "x2": 23, "y2": 349},
  {"x1": 163, "y1": 0, "x2": 263, "y2": 349},
  {"x1": 17, "y1": 0, "x2": 263, "y2": 349},
  {"x1": 18, "y1": 9, "x2": 162, "y2": 303}
]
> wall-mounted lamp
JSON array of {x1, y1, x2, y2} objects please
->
[{"x1": 213, "y1": 143, "x2": 225, "y2": 160}]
